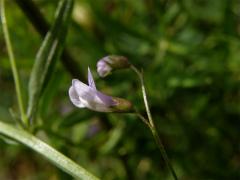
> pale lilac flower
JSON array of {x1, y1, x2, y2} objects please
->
[
  {"x1": 69, "y1": 67, "x2": 132, "y2": 112},
  {"x1": 97, "y1": 55, "x2": 130, "y2": 77}
]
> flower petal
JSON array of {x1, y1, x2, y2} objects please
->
[
  {"x1": 96, "y1": 91, "x2": 116, "y2": 107},
  {"x1": 88, "y1": 67, "x2": 96, "y2": 90},
  {"x1": 72, "y1": 79, "x2": 103, "y2": 107},
  {"x1": 69, "y1": 86, "x2": 85, "y2": 108},
  {"x1": 71, "y1": 79, "x2": 117, "y2": 112},
  {"x1": 72, "y1": 79, "x2": 91, "y2": 97},
  {"x1": 72, "y1": 79, "x2": 95, "y2": 104}
]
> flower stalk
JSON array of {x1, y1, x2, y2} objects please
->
[
  {"x1": 131, "y1": 65, "x2": 178, "y2": 180},
  {"x1": 1, "y1": 0, "x2": 28, "y2": 127}
]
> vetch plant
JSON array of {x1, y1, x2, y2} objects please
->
[
  {"x1": 0, "y1": 0, "x2": 236, "y2": 178},
  {"x1": 0, "y1": 0, "x2": 177, "y2": 178},
  {"x1": 75, "y1": 55, "x2": 179, "y2": 179}
]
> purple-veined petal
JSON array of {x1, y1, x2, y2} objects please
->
[
  {"x1": 69, "y1": 67, "x2": 132, "y2": 113},
  {"x1": 72, "y1": 79, "x2": 91, "y2": 97},
  {"x1": 88, "y1": 67, "x2": 96, "y2": 90},
  {"x1": 69, "y1": 86, "x2": 85, "y2": 108},
  {"x1": 72, "y1": 79, "x2": 113, "y2": 111},
  {"x1": 96, "y1": 91, "x2": 116, "y2": 107},
  {"x1": 72, "y1": 79, "x2": 97, "y2": 106}
]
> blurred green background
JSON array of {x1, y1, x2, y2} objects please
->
[{"x1": 0, "y1": 0, "x2": 240, "y2": 179}]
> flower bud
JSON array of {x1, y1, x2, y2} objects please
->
[{"x1": 97, "y1": 55, "x2": 130, "y2": 77}]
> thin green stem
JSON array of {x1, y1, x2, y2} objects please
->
[
  {"x1": 1, "y1": 0, "x2": 28, "y2": 127},
  {"x1": 131, "y1": 65, "x2": 154, "y2": 127},
  {"x1": 131, "y1": 65, "x2": 178, "y2": 180},
  {"x1": 150, "y1": 128, "x2": 178, "y2": 180},
  {"x1": 0, "y1": 121, "x2": 99, "y2": 180},
  {"x1": 134, "y1": 108, "x2": 150, "y2": 127}
]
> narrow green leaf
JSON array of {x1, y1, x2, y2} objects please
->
[
  {"x1": 0, "y1": 121, "x2": 99, "y2": 180},
  {"x1": 27, "y1": 0, "x2": 73, "y2": 121}
]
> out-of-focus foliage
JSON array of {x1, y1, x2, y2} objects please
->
[
  {"x1": 0, "y1": 0, "x2": 239, "y2": 179},
  {"x1": 27, "y1": 0, "x2": 73, "y2": 121}
]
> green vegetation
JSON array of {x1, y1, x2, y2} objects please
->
[{"x1": 0, "y1": 0, "x2": 239, "y2": 179}]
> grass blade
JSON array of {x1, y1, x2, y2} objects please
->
[
  {"x1": 27, "y1": 0, "x2": 73, "y2": 121},
  {"x1": 0, "y1": 121, "x2": 99, "y2": 180}
]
